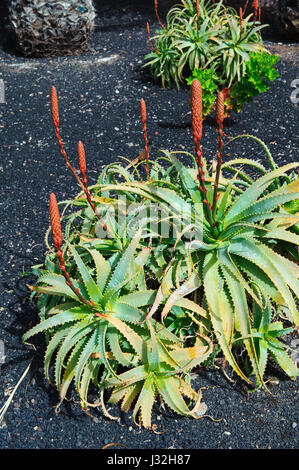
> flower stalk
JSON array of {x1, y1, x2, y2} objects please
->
[
  {"x1": 49, "y1": 193, "x2": 92, "y2": 306},
  {"x1": 253, "y1": 0, "x2": 259, "y2": 21},
  {"x1": 196, "y1": 0, "x2": 200, "y2": 34},
  {"x1": 212, "y1": 90, "x2": 225, "y2": 219},
  {"x1": 191, "y1": 80, "x2": 214, "y2": 230},
  {"x1": 77, "y1": 141, "x2": 110, "y2": 234},
  {"x1": 154, "y1": 0, "x2": 166, "y2": 31},
  {"x1": 146, "y1": 22, "x2": 159, "y2": 54},
  {"x1": 140, "y1": 98, "x2": 151, "y2": 181},
  {"x1": 51, "y1": 87, "x2": 85, "y2": 191}
]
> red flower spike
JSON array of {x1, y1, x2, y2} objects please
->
[
  {"x1": 140, "y1": 98, "x2": 147, "y2": 124},
  {"x1": 49, "y1": 195, "x2": 94, "y2": 307},
  {"x1": 216, "y1": 90, "x2": 225, "y2": 124},
  {"x1": 253, "y1": 0, "x2": 259, "y2": 19},
  {"x1": 191, "y1": 79, "x2": 203, "y2": 143},
  {"x1": 49, "y1": 193, "x2": 63, "y2": 250},
  {"x1": 239, "y1": 7, "x2": 243, "y2": 33},
  {"x1": 51, "y1": 86, "x2": 59, "y2": 128},
  {"x1": 140, "y1": 98, "x2": 150, "y2": 181},
  {"x1": 78, "y1": 141, "x2": 87, "y2": 176}
]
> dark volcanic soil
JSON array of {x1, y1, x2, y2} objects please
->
[{"x1": 0, "y1": 0, "x2": 298, "y2": 450}]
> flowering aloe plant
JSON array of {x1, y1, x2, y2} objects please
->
[
  {"x1": 21, "y1": 78, "x2": 298, "y2": 430},
  {"x1": 144, "y1": 0, "x2": 267, "y2": 89},
  {"x1": 22, "y1": 86, "x2": 217, "y2": 429},
  {"x1": 99, "y1": 80, "x2": 299, "y2": 390}
]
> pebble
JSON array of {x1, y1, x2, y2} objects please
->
[{"x1": 292, "y1": 422, "x2": 297, "y2": 429}]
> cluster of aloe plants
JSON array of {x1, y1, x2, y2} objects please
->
[
  {"x1": 144, "y1": 0, "x2": 279, "y2": 117},
  {"x1": 23, "y1": 80, "x2": 298, "y2": 430}
]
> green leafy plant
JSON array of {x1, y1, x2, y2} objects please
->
[
  {"x1": 21, "y1": 80, "x2": 298, "y2": 430},
  {"x1": 144, "y1": 0, "x2": 266, "y2": 89},
  {"x1": 103, "y1": 81, "x2": 299, "y2": 391},
  {"x1": 230, "y1": 51, "x2": 280, "y2": 112},
  {"x1": 187, "y1": 51, "x2": 279, "y2": 117}
]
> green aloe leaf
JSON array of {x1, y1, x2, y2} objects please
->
[
  {"x1": 203, "y1": 252, "x2": 250, "y2": 383},
  {"x1": 224, "y1": 163, "x2": 299, "y2": 227},
  {"x1": 67, "y1": 244, "x2": 103, "y2": 303}
]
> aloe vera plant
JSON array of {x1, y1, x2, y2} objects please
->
[
  {"x1": 94, "y1": 80, "x2": 299, "y2": 390},
  {"x1": 144, "y1": 0, "x2": 267, "y2": 90},
  {"x1": 22, "y1": 78, "x2": 298, "y2": 430},
  {"x1": 24, "y1": 194, "x2": 213, "y2": 428}
]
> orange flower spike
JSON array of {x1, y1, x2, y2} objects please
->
[
  {"x1": 49, "y1": 193, "x2": 63, "y2": 250},
  {"x1": 51, "y1": 86, "x2": 59, "y2": 128},
  {"x1": 78, "y1": 141, "x2": 87, "y2": 182},
  {"x1": 216, "y1": 90, "x2": 225, "y2": 125},
  {"x1": 140, "y1": 98, "x2": 147, "y2": 124},
  {"x1": 253, "y1": 0, "x2": 259, "y2": 19},
  {"x1": 191, "y1": 79, "x2": 203, "y2": 145},
  {"x1": 140, "y1": 98, "x2": 150, "y2": 180}
]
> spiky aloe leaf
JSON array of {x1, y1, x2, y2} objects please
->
[
  {"x1": 22, "y1": 310, "x2": 87, "y2": 343},
  {"x1": 160, "y1": 271, "x2": 202, "y2": 321},
  {"x1": 170, "y1": 336, "x2": 214, "y2": 370},
  {"x1": 84, "y1": 247, "x2": 111, "y2": 293},
  {"x1": 35, "y1": 273, "x2": 82, "y2": 300},
  {"x1": 79, "y1": 357, "x2": 101, "y2": 408},
  {"x1": 118, "y1": 290, "x2": 157, "y2": 308},
  {"x1": 113, "y1": 302, "x2": 146, "y2": 324},
  {"x1": 154, "y1": 375, "x2": 201, "y2": 418},
  {"x1": 224, "y1": 163, "x2": 299, "y2": 227},
  {"x1": 203, "y1": 251, "x2": 251, "y2": 383},
  {"x1": 54, "y1": 317, "x2": 97, "y2": 390},
  {"x1": 162, "y1": 150, "x2": 203, "y2": 209},
  {"x1": 221, "y1": 265, "x2": 266, "y2": 388},
  {"x1": 106, "y1": 326, "x2": 133, "y2": 367},
  {"x1": 217, "y1": 244, "x2": 262, "y2": 306},
  {"x1": 67, "y1": 244, "x2": 103, "y2": 303},
  {"x1": 132, "y1": 375, "x2": 156, "y2": 428},
  {"x1": 97, "y1": 314, "x2": 148, "y2": 363},
  {"x1": 267, "y1": 343, "x2": 298, "y2": 378},
  {"x1": 74, "y1": 328, "x2": 100, "y2": 393},
  {"x1": 44, "y1": 324, "x2": 71, "y2": 383},
  {"x1": 106, "y1": 229, "x2": 142, "y2": 291},
  {"x1": 230, "y1": 238, "x2": 299, "y2": 325}
]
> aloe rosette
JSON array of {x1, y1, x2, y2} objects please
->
[{"x1": 21, "y1": 79, "x2": 298, "y2": 430}]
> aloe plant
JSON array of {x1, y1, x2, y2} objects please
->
[
  {"x1": 22, "y1": 79, "x2": 298, "y2": 430},
  {"x1": 94, "y1": 81, "x2": 299, "y2": 389},
  {"x1": 24, "y1": 194, "x2": 213, "y2": 428},
  {"x1": 144, "y1": 0, "x2": 267, "y2": 90}
]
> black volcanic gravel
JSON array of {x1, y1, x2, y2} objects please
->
[{"x1": 0, "y1": 0, "x2": 298, "y2": 451}]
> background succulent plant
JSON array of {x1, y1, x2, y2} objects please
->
[{"x1": 144, "y1": 0, "x2": 266, "y2": 89}]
